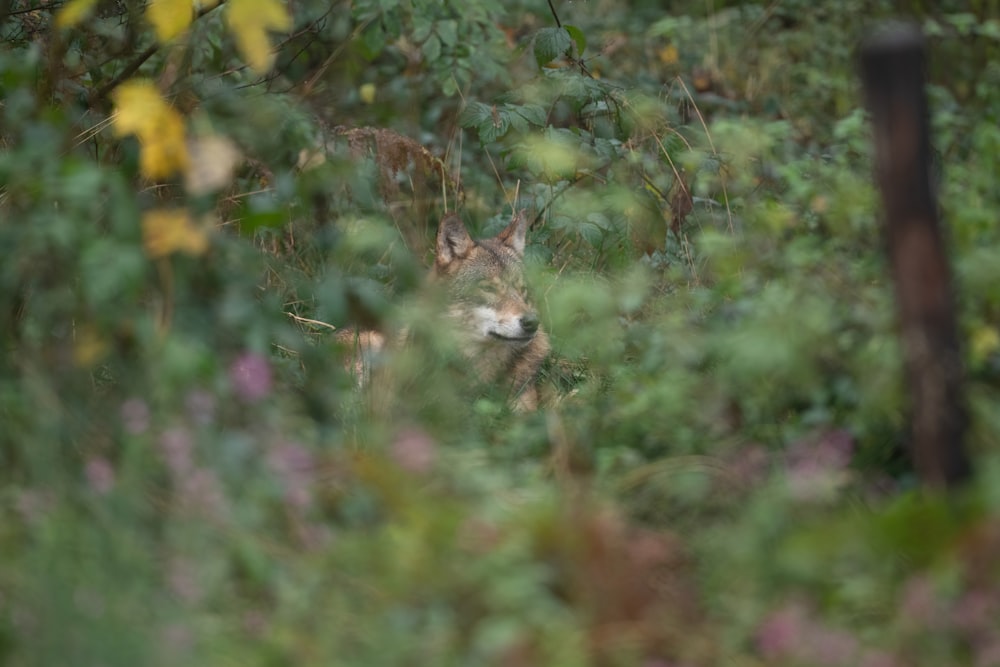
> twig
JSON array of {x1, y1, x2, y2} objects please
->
[
  {"x1": 546, "y1": 0, "x2": 562, "y2": 28},
  {"x1": 286, "y1": 312, "x2": 338, "y2": 331},
  {"x1": 88, "y1": 0, "x2": 226, "y2": 106},
  {"x1": 299, "y1": 12, "x2": 376, "y2": 96}
]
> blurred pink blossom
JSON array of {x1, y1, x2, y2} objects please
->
[
  {"x1": 728, "y1": 443, "x2": 771, "y2": 486},
  {"x1": 180, "y1": 468, "x2": 227, "y2": 518},
  {"x1": 229, "y1": 352, "x2": 273, "y2": 403},
  {"x1": 757, "y1": 603, "x2": 808, "y2": 660},
  {"x1": 85, "y1": 457, "x2": 115, "y2": 495},
  {"x1": 953, "y1": 590, "x2": 999, "y2": 639},
  {"x1": 786, "y1": 429, "x2": 855, "y2": 501},
  {"x1": 975, "y1": 639, "x2": 1000, "y2": 667},
  {"x1": 267, "y1": 442, "x2": 315, "y2": 509},
  {"x1": 810, "y1": 625, "x2": 859, "y2": 665},
  {"x1": 185, "y1": 389, "x2": 217, "y2": 425},
  {"x1": 390, "y1": 427, "x2": 437, "y2": 474},
  {"x1": 159, "y1": 427, "x2": 194, "y2": 475},
  {"x1": 120, "y1": 397, "x2": 150, "y2": 435},
  {"x1": 14, "y1": 490, "x2": 53, "y2": 524},
  {"x1": 787, "y1": 429, "x2": 854, "y2": 473},
  {"x1": 167, "y1": 559, "x2": 202, "y2": 604},
  {"x1": 859, "y1": 649, "x2": 900, "y2": 667},
  {"x1": 899, "y1": 575, "x2": 945, "y2": 630},
  {"x1": 757, "y1": 601, "x2": 859, "y2": 665}
]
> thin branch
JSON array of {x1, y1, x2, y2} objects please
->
[
  {"x1": 546, "y1": 0, "x2": 562, "y2": 28},
  {"x1": 4, "y1": 2, "x2": 57, "y2": 16},
  {"x1": 88, "y1": 0, "x2": 226, "y2": 106},
  {"x1": 90, "y1": 42, "x2": 158, "y2": 105},
  {"x1": 286, "y1": 312, "x2": 338, "y2": 332},
  {"x1": 299, "y1": 12, "x2": 376, "y2": 96}
]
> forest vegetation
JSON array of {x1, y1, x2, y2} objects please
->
[{"x1": 2, "y1": 0, "x2": 1000, "y2": 664}]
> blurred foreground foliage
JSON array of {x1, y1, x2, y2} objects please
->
[{"x1": 3, "y1": 0, "x2": 1000, "y2": 665}]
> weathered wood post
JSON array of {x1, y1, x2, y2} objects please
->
[{"x1": 861, "y1": 25, "x2": 971, "y2": 488}]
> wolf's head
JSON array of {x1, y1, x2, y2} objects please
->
[{"x1": 431, "y1": 210, "x2": 542, "y2": 348}]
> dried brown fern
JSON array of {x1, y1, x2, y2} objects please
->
[{"x1": 305, "y1": 126, "x2": 462, "y2": 254}]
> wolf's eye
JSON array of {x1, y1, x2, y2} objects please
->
[{"x1": 476, "y1": 280, "x2": 502, "y2": 296}]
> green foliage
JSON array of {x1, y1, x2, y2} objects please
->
[{"x1": 3, "y1": 0, "x2": 1000, "y2": 666}]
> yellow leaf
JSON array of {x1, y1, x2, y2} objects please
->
[
  {"x1": 225, "y1": 0, "x2": 292, "y2": 74},
  {"x1": 359, "y1": 83, "x2": 376, "y2": 105},
  {"x1": 74, "y1": 326, "x2": 108, "y2": 368},
  {"x1": 112, "y1": 80, "x2": 190, "y2": 179},
  {"x1": 147, "y1": 0, "x2": 194, "y2": 42},
  {"x1": 139, "y1": 111, "x2": 188, "y2": 180},
  {"x1": 112, "y1": 80, "x2": 161, "y2": 137},
  {"x1": 658, "y1": 44, "x2": 679, "y2": 66},
  {"x1": 55, "y1": 0, "x2": 99, "y2": 29},
  {"x1": 810, "y1": 195, "x2": 829, "y2": 214},
  {"x1": 971, "y1": 325, "x2": 1000, "y2": 365},
  {"x1": 142, "y1": 209, "x2": 209, "y2": 258}
]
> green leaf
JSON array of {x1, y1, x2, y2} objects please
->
[
  {"x1": 513, "y1": 104, "x2": 547, "y2": 127},
  {"x1": 459, "y1": 101, "x2": 492, "y2": 128},
  {"x1": 563, "y1": 24, "x2": 586, "y2": 56},
  {"x1": 436, "y1": 19, "x2": 458, "y2": 47},
  {"x1": 238, "y1": 208, "x2": 286, "y2": 233},
  {"x1": 478, "y1": 114, "x2": 510, "y2": 143},
  {"x1": 82, "y1": 240, "x2": 146, "y2": 307},
  {"x1": 533, "y1": 27, "x2": 572, "y2": 68},
  {"x1": 945, "y1": 12, "x2": 977, "y2": 36},
  {"x1": 358, "y1": 24, "x2": 385, "y2": 61},
  {"x1": 506, "y1": 109, "x2": 528, "y2": 133},
  {"x1": 422, "y1": 34, "x2": 441, "y2": 63},
  {"x1": 978, "y1": 19, "x2": 1000, "y2": 41},
  {"x1": 412, "y1": 15, "x2": 432, "y2": 43}
]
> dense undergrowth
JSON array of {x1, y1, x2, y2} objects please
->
[{"x1": 3, "y1": 0, "x2": 1000, "y2": 665}]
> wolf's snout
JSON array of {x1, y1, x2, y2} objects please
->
[{"x1": 520, "y1": 313, "x2": 539, "y2": 336}]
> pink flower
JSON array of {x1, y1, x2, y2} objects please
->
[
  {"x1": 975, "y1": 639, "x2": 1000, "y2": 667},
  {"x1": 267, "y1": 442, "x2": 315, "y2": 509},
  {"x1": 14, "y1": 490, "x2": 53, "y2": 524},
  {"x1": 185, "y1": 389, "x2": 217, "y2": 425},
  {"x1": 159, "y1": 427, "x2": 194, "y2": 475},
  {"x1": 180, "y1": 468, "x2": 227, "y2": 518},
  {"x1": 953, "y1": 590, "x2": 998, "y2": 638},
  {"x1": 899, "y1": 575, "x2": 944, "y2": 630},
  {"x1": 85, "y1": 457, "x2": 115, "y2": 495},
  {"x1": 120, "y1": 397, "x2": 150, "y2": 435},
  {"x1": 757, "y1": 603, "x2": 807, "y2": 660},
  {"x1": 787, "y1": 429, "x2": 854, "y2": 474},
  {"x1": 390, "y1": 428, "x2": 437, "y2": 474},
  {"x1": 167, "y1": 559, "x2": 203, "y2": 605},
  {"x1": 786, "y1": 429, "x2": 855, "y2": 501},
  {"x1": 229, "y1": 352, "x2": 273, "y2": 403},
  {"x1": 757, "y1": 602, "x2": 860, "y2": 665},
  {"x1": 859, "y1": 649, "x2": 900, "y2": 667}
]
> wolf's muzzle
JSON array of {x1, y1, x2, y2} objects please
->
[{"x1": 520, "y1": 313, "x2": 540, "y2": 336}]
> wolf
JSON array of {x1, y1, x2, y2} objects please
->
[{"x1": 340, "y1": 209, "x2": 550, "y2": 411}]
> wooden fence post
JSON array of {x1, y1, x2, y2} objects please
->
[{"x1": 860, "y1": 24, "x2": 971, "y2": 489}]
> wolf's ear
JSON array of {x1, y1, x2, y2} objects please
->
[
  {"x1": 495, "y1": 209, "x2": 528, "y2": 257},
  {"x1": 436, "y1": 213, "x2": 475, "y2": 266}
]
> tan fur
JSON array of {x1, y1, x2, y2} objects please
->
[
  {"x1": 340, "y1": 210, "x2": 549, "y2": 411},
  {"x1": 432, "y1": 210, "x2": 550, "y2": 410}
]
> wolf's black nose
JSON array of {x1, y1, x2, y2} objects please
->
[{"x1": 520, "y1": 313, "x2": 539, "y2": 335}]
